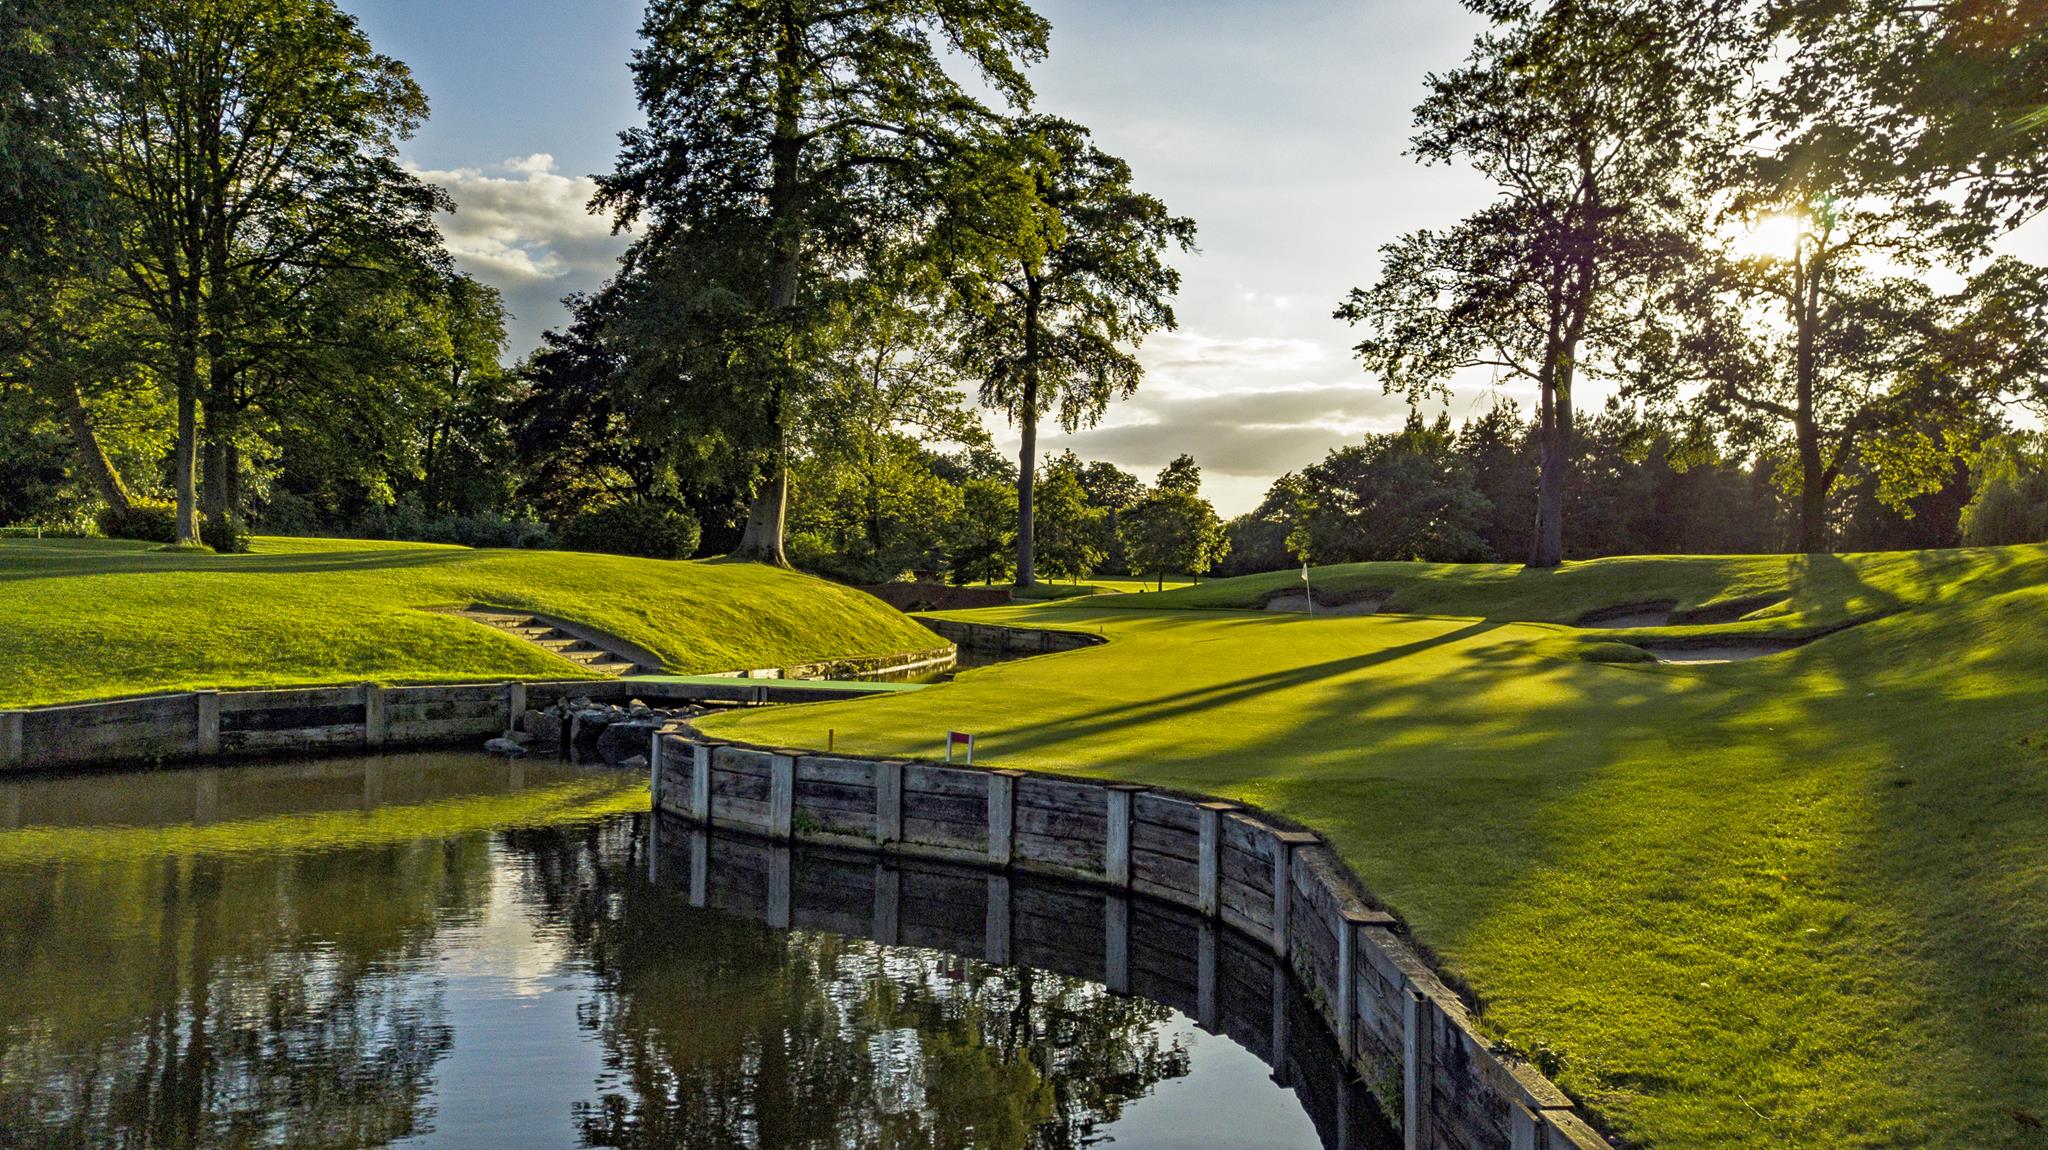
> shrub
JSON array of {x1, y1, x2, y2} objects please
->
[
  {"x1": 97, "y1": 498, "x2": 180, "y2": 543},
  {"x1": 200, "y1": 517, "x2": 252, "y2": 554},
  {"x1": 351, "y1": 504, "x2": 556, "y2": 550},
  {"x1": 560, "y1": 500, "x2": 702, "y2": 560}
]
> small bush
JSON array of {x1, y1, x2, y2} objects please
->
[
  {"x1": 560, "y1": 500, "x2": 701, "y2": 560},
  {"x1": 352, "y1": 504, "x2": 555, "y2": 550},
  {"x1": 98, "y1": 498, "x2": 180, "y2": 543},
  {"x1": 200, "y1": 517, "x2": 252, "y2": 554}
]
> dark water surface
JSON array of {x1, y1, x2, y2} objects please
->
[{"x1": 0, "y1": 753, "x2": 1391, "y2": 1149}]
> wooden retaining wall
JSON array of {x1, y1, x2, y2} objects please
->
[
  {"x1": 654, "y1": 729, "x2": 1610, "y2": 1150},
  {"x1": 0, "y1": 675, "x2": 925, "y2": 773},
  {"x1": 917, "y1": 618, "x2": 1106, "y2": 655},
  {"x1": 648, "y1": 822, "x2": 1396, "y2": 1148}
]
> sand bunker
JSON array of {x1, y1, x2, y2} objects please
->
[
  {"x1": 1265, "y1": 591, "x2": 1389, "y2": 616},
  {"x1": 1578, "y1": 602, "x2": 1676, "y2": 628},
  {"x1": 1641, "y1": 641, "x2": 1804, "y2": 664}
]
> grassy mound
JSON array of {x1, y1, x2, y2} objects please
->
[
  {"x1": 704, "y1": 545, "x2": 2048, "y2": 1149},
  {"x1": 0, "y1": 537, "x2": 941, "y2": 707}
]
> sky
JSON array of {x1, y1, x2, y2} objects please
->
[{"x1": 333, "y1": 0, "x2": 1527, "y2": 515}]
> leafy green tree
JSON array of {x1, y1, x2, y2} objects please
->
[
  {"x1": 942, "y1": 115, "x2": 1195, "y2": 586},
  {"x1": 1298, "y1": 412, "x2": 1494, "y2": 564},
  {"x1": 1122, "y1": 458, "x2": 1227, "y2": 588},
  {"x1": 1339, "y1": 0, "x2": 1737, "y2": 567},
  {"x1": 1959, "y1": 433, "x2": 2048, "y2": 546},
  {"x1": 1032, "y1": 454, "x2": 1106, "y2": 582},
  {"x1": 948, "y1": 476, "x2": 1018, "y2": 586},
  {"x1": 71, "y1": 0, "x2": 443, "y2": 543},
  {"x1": 594, "y1": 0, "x2": 1049, "y2": 566}
]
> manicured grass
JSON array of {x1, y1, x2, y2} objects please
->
[
  {"x1": 0, "y1": 537, "x2": 941, "y2": 707},
  {"x1": 704, "y1": 546, "x2": 2048, "y2": 1149}
]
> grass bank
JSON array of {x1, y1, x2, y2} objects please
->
[
  {"x1": 702, "y1": 546, "x2": 2048, "y2": 1148},
  {"x1": 0, "y1": 537, "x2": 940, "y2": 707}
]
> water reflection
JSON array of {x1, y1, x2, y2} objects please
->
[{"x1": 0, "y1": 754, "x2": 1390, "y2": 1149}]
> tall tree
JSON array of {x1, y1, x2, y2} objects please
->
[
  {"x1": 77, "y1": 0, "x2": 442, "y2": 543},
  {"x1": 1338, "y1": 0, "x2": 1737, "y2": 567},
  {"x1": 943, "y1": 115, "x2": 1195, "y2": 586},
  {"x1": 594, "y1": 0, "x2": 1049, "y2": 565}
]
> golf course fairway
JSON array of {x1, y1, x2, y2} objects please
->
[{"x1": 701, "y1": 546, "x2": 2048, "y2": 1149}]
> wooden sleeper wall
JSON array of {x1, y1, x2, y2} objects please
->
[{"x1": 654, "y1": 728, "x2": 1611, "y2": 1150}]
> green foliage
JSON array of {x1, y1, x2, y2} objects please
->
[
  {"x1": 354, "y1": 505, "x2": 554, "y2": 551},
  {"x1": 560, "y1": 501, "x2": 702, "y2": 561},
  {"x1": 1123, "y1": 490, "x2": 1227, "y2": 587},
  {"x1": 1960, "y1": 434, "x2": 2048, "y2": 546},
  {"x1": 96, "y1": 498, "x2": 178, "y2": 543},
  {"x1": 1033, "y1": 457, "x2": 1107, "y2": 582},
  {"x1": 593, "y1": 0, "x2": 1049, "y2": 561},
  {"x1": 199, "y1": 517, "x2": 250, "y2": 554},
  {"x1": 948, "y1": 478, "x2": 1017, "y2": 586},
  {"x1": 1300, "y1": 412, "x2": 1494, "y2": 564}
]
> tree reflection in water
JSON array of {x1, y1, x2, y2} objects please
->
[
  {"x1": 499, "y1": 819, "x2": 1196, "y2": 1150},
  {"x1": 0, "y1": 755, "x2": 1359, "y2": 1150}
]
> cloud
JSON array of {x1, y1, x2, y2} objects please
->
[
  {"x1": 407, "y1": 154, "x2": 629, "y2": 352},
  {"x1": 1055, "y1": 380, "x2": 1410, "y2": 480}
]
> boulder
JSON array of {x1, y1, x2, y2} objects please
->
[
  {"x1": 596, "y1": 718, "x2": 663, "y2": 766},
  {"x1": 483, "y1": 737, "x2": 528, "y2": 757}
]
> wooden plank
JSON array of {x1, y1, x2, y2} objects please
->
[
  {"x1": 875, "y1": 761, "x2": 902, "y2": 843},
  {"x1": 987, "y1": 770, "x2": 1020, "y2": 866},
  {"x1": 902, "y1": 762, "x2": 988, "y2": 799}
]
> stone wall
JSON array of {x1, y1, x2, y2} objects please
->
[{"x1": 654, "y1": 729, "x2": 1611, "y2": 1150}]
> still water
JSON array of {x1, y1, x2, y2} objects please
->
[{"x1": 0, "y1": 753, "x2": 1391, "y2": 1149}]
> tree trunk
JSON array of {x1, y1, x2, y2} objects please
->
[
  {"x1": 1015, "y1": 393, "x2": 1038, "y2": 588},
  {"x1": 733, "y1": 0, "x2": 805, "y2": 568},
  {"x1": 172, "y1": 314, "x2": 201, "y2": 545},
  {"x1": 202, "y1": 419, "x2": 231, "y2": 525},
  {"x1": 1793, "y1": 252, "x2": 1829, "y2": 553},
  {"x1": 1014, "y1": 289, "x2": 1041, "y2": 588},
  {"x1": 60, "y1": 380, "x2": 132, "y2": 514},
  {"x1": 735, "y1": 461, "x2": 790, "y2": 565}
]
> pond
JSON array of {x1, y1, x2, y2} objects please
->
[{"x1": 0, "y1": 752, "x2": 1394, "y2": 1149}]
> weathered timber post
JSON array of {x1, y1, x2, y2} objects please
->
[
  {"x1": 193, "y1": 690, "x2": 220, "y2": 756},
  {"x1": 1403, "y1": 987, "x2": 1435, "y2": 1150},
  {"x1": 766, "y1": 843, "x2": 791, "y2": 928},
  {"x1": 1336, "y1": 911, "x2": 1362, "y2": 1056},
  {"x1": 1511, "y1": 1103, "x2": 1542, "y2": 1150},
  {"x1": 1272, "y1": 830, "x2": 1319, "y2": 957},
  {"x1": 873, "y1": 864, "x2": 901, "y2": 945},
  {"x1": 362, "y1": 683, "x2": 387, "y2": 748},
  {"x1": 875, "y1": 761, "x2": 903, "y2": 845},
  {"x1": 506, "y1": 681, "x2": 526, "y2": 733},
  {"x1": 690, "y1": 742, "x2": 713, "y2": 822},
  {"x1": 1272, "y1": 962, "x2": 1294, "y2": 1087},
  {"x1": 1105, "y1": 784, "x2": 1146, "y2": 887},
  {"x1": 0, "y1": 711, "x2": 20, "y2": 767},
  {"x1": 985, "y1": 874, "x2": 1012, "y2": 965},
  {"x1": 688, "y1": 829, "x2": 708, "y2": 907},
  {"x1": 767, "y1": 753, "x2": 796, "y2": 840},
  {"x1": 1197, "y1": 921, "x2": 1220, "y2": 1031},
  {"x1": 987, "y1": 769, "x2": 1021, "y2": 866},
  {"x1": 649, "y1": 731, "x2": 665, "y2": 804},
  {"x1": 1104, "y1": 893, "x2": 1130, "y2": 994},
  {"x1": 1197, "y1": 801, "x2": 1233, "y2": 915}
]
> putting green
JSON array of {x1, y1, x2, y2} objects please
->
[{"x1": 703, "y1": 547, "x2": 2048, "y2": 1149}]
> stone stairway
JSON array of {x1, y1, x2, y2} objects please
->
[{"x1": 459, "y1": 608, "x2": 657, "y2": 677}]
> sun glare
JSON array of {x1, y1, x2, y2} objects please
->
[{"x1": 1730, "y1": 211, "x2": 1810, "y2": 260}]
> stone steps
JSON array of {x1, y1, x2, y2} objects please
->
[{"x1": 457, "y1": 608, "x2": 658, "y2": 678}]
